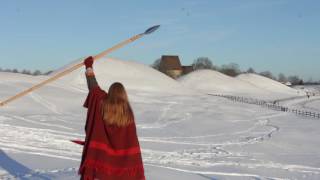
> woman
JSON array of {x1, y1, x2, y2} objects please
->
[{"x1": 78, "y1": 56, "x2": 145, "y2": 180}]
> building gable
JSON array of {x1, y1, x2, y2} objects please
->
[{"x1": 160, "y1": 55, "x2": 183, "y2": 71}]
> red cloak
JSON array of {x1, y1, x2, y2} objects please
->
[{"x1": 79, "y1": 85, "x2": 145, "y2": 180}]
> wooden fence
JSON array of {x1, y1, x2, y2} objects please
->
[{"x1": 209, "y1": 94, "x2": 320, "y2": 119}]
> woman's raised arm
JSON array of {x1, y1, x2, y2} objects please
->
[{"x1": 84, "y1": 56, "x2": 98, "y2": 90}]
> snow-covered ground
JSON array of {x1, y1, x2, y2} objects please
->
[
  {"x1": 292, "y1": 85, "x2": 320, "y2": 96},
  {"x1": 0, "y1": 58, "x2": 320, "y2": 180},
  {"x1": 277, "y1": 85, "x2": 320, "y2": 113}
]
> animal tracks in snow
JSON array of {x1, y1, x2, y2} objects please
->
[
  {"x1": 141, "y1": 118, "x2": 279, "y2": 147},
  {"x1": 137, "y1": 101, "x2": 193, "y2": 129}
]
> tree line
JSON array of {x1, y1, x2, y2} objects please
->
[
  {"x1": 152, "y1": 57, "x2": 319, "y2": 85},
  {"x1": 0, "y1": 67, "x2": 53, "y2": 76}
]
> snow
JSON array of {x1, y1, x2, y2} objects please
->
[
  {"x1": 1, "y1": 59, "x2": 320, "y2": 179},
  {"x1": 271, "y1": 85, "x2": 320, "y2": 112},
  {"x1": 293, "y1": 85, "x2": 320, "y2": 96},
  {"x1": 278, "y1": 95, "x2": 320, "y2": 113},
  {"x1": 178, "y1": 70, "x2": 263, "y2": 97},
  {"x1": 178, "y1": 70, "x2": 300, "y2": 100},
  {"x1": 236, "y1": 73, "x2": 299, "y2": 98},
  {"x1": 53, "y1": 57, "x2": 190, "y2": 94}
]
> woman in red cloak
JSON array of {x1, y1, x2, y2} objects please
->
[{"x1": 78, "y1": 56, "x2": 145, "y2": 180}]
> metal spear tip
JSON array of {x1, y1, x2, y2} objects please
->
[{"x1": 143, "y1": 25, "x2": 160, "y2": 35}]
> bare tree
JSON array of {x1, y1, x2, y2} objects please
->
[
  {"x1": 278, "y1": 73, "x2": 287, "y2": 82},
  {"x1": 22, "y1": 69, "x2": 31, "y2": 75},
  {"x1": 219, "y1": 63, "x2": 241, "y2": 77},
  {"x1": 288, "y1": 75, "x2": 301, "y2": 85},
  {"x1": 192, "y1": 57, "x2": 215, "y2": 70},
  {"x1": 246, "y1": 67, "x2": 256, "y2": 74},
  {"x1": 33, "y1": 70, "x2": 42, "y2": 76},
  {"x1": 4, "y1": 69, "x2": 12, "y2": 72},
  {"x1": 151, "y1": 58, "x2": 161, "y2": 71},
  {"x1": 259, "y1": 71, "x2": 275, "y2": 80},
  {"x1": 299, "y1": 79, "x2": 304, "y2": 85}
]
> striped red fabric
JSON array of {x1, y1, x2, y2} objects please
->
[
  {"x1": 81, "y1": 158, "x2": 144, "y2": 177},
  {"x1": 88, "y1": 141, "x2": 141, "y2": 156},
  {"x1": 80, "y1": 86, "x2": 145, "y2": 179}
]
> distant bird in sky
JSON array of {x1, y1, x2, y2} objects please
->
[{"x1": 181, "y1": 7, "x2": 191, "y2": 17}]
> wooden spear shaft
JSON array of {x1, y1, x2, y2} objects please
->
[{"x1": 0, "y1": 25, "x2": 160, "y2": 107}]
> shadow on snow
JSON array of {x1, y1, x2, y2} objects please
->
[{"x1": 0, "y1": 149, "x2": 51, "y2": 180}]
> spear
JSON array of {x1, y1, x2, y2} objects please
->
[{"x1": 0, "y1": 25, "x2": 160, "y2": 107}]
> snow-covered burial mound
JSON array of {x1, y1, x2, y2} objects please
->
[
  {"x1": 237, "y1": 73, "x2": 298, "y2": 96},
  {"x1": 178, "y1": 70, "x2": 299, "y2": 99},
  {"x1": 0, "y1": 58, "x2": 190, "y2": 113},
  {"x1": 54, "y1": 58, "x2": 186, "y2": 94},
  {"x1": 178, "y1": 70, "x2": 262, "y2": 95}
]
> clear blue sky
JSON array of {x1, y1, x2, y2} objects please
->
[{"x1": 1, "y1": 0, "x2": 319, "y2": 80}]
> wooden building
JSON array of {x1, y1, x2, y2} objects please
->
[
  {"x1": 159, "y1": 55, "x2": 183, "y2": 79},
  {"x1": 159, "y1": 55, "x2": 194, "y2": 79}
]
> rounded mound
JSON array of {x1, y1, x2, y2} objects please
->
[
  {"x1": 178, "y1": 70, "x2": 300, "y2": 99},
  {"x1": 55, "y1": 58, "x2": 186, "y2": 93},
  {"x1": 236, "y1": 73, "x2": 298, "y2": 95},
  {"x1": 178, "y1": 70, "x2": 264, "y2": 96}
]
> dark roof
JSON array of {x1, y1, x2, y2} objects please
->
[
  {"x1": 160, "y1": 55, "x2": 182, "y2": 70},
  {"x1": 182, "y1": 65, "x2": 193, "y2": 69}
]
